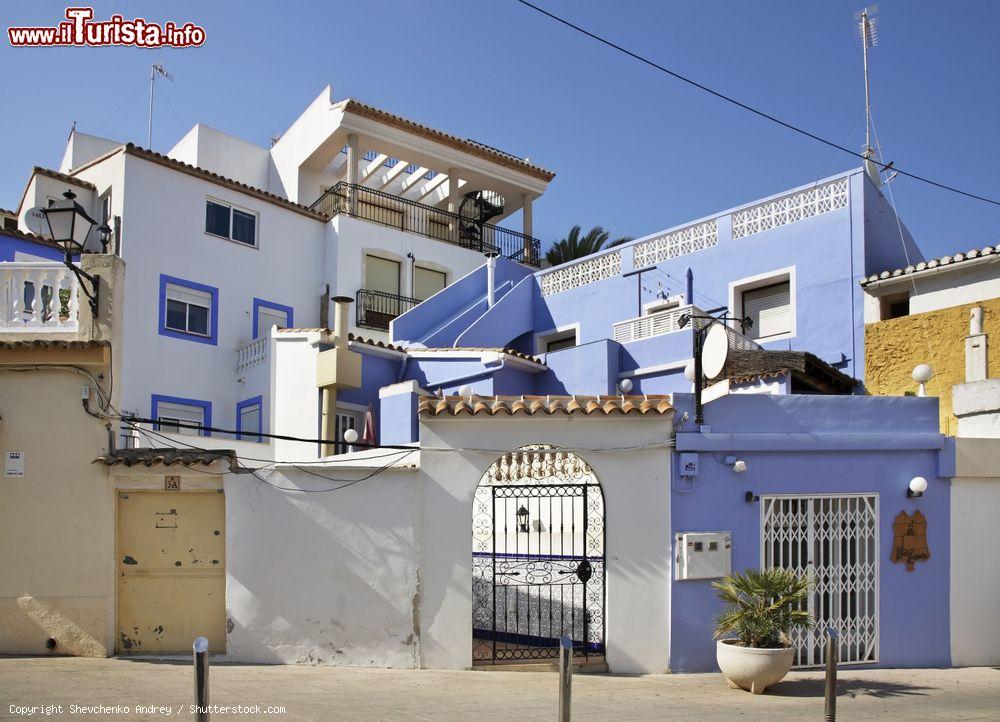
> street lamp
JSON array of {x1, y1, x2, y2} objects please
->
[
  {"x1": 39, "y1": 189, "x2": 106, "y2": 316},
  {"x1": 516, "y1": 505, "x2": 529, "y2": 533}
]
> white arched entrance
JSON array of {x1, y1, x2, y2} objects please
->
[{"x1": 471, "y1": 445, "x2": 606, "y2": 665}]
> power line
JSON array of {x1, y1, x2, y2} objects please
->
[{"x1": 513, "y1": 0, "x2": 1000, "y2": 207}]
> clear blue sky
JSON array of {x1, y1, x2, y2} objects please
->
[{"x1": 2, "y1": 0, "x2": 997, "y2": 261}]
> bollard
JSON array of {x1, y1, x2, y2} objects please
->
[
  {"x1": 558, "y1": 634, "x2": 572, "y2": 722},
  {"x1": 824, "y1": 628, "x2": 838, "y2": 722},
  {"x1": 193, "y1": 636, "x2": 210, "y2": 722}
]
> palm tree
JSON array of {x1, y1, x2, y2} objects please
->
[
  {"x1": 545, "y1": 225, "x2": 632, "y2": 266},
  {"x1": 712, "y1": 568, "x2": 812, "y2": 649}
]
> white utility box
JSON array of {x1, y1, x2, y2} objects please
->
[{"x1": 675, "y1": 531, "x2": 732, "y2": 580}]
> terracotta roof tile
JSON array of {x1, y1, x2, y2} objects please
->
[
  {"x1": 419, "y1": 394, "x2": 674, "y2": 417},
  {"x1": 34, "y1": 166, "x2": 98, "y2": 191},
  {"x1": 96, "y1": 448, "x2": 236, "y2": 468},
  {"x1": 861, "y1": 245, "x2": 998, "y2": 286}
]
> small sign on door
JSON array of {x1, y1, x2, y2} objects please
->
[
  {"x1": 165, "y1": 475, "x2": 181, "y2": 491},
  {"x1": 5, "y1": 451, "x2": 24, "y2": 477}
]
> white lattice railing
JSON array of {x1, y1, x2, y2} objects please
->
[
  {"x1": 633, "y1": 219, "x2": 718, "y2": 268},
  {"x1": 612, "y1": 304, "x2": 707, "y2": 343},
  {"x1": 539, "y1": 250, "x2": 622, "y2": 297},
  {"x1": 732, "y1": 178, "x2": 849, "y2": 240},
  {"x1": 236, "y1": 335, "x2": 268, "y2": 372},
  {"x1": 0, "y1": 262, "x2": 79, "y2": 333}
]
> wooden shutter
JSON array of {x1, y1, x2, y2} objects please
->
[{"x1": 743, "y1": 281, "x2": 791, "y2": 340}]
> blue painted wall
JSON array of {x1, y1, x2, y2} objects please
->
[
  {"x1": 670, "y1": 394, "x2": 950, "y2": 672},
  {"x1": 0, "y1": 233, "x2": 64, "y2": 262}
]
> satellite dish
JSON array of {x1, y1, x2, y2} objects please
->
[
  {"x1": 24, "y1": 207, "x2": 49, "y2": 237},
  {"x1": 701, "y1": 323, "x2": 730, "y2": 380}
]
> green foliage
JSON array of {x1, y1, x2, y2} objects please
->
[
  {"x1": 545, "y1": 225, "x2": 632, "y2": 266},
  {"x1": 712, "y1": 568, "x2": 812, "y2": 649}
]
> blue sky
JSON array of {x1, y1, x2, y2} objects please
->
[{"x1": 1, "y1": 0, "x2": 997, "y2": 261}]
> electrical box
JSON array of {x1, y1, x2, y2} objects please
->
[
  {"x1": 679, "y1": 453, "x2": 699, "y2": 477},
  {"x1": 675, "y1": 531, "x2": 732, "y2": 581}
]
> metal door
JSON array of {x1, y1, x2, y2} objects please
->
[
  {"x1": 116, "y1": 491, "x2": 226, "y2": 654},
  {"x1": 761, "y1": 494, "x2": 879, "y2": 667},
  {"x1": 473, "y1": 448, "x2": 605, "y2": 664}
]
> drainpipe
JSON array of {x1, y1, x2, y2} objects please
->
[
  {"x1": 320, "y1": 296, "x2": 353, "y2": 456},
  {"x1": 486, "y1": 253, "x2": 498, "y2": 308},
  {"x1": 686, "y1": 267, "x2": 694, "y2": 306}
]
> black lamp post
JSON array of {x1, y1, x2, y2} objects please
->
[
  {"x1": 678, "y1": 308, "x2": 753, "y2": 426},
  {"x1": 40, "y1": 189, "x2": 105, "y2": 317}
]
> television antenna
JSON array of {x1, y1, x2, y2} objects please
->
[
  {"x1": 855, "y1": 6, "x2": 884, "y2": 185},
  {"x1": 147, "y1": 63, "x2": 175, "y2": 148}
]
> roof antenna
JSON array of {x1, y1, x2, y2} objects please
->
[
  {"x1": 855, "y1": 6, "x2": 882, "y2": 186},
  {"x1": 147, "y1": 63, "x2": 175, "y2": 149}
]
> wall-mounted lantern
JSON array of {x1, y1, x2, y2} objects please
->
[
  {"x1": 39, "y1": 189, "x2": 109, "y2": 317},
  {"x1": 516, "y1": 505, "x2": 529, "y2": 533},
  {"x1": 907, "y1": 476, "x2": 928, "y2": 498}
]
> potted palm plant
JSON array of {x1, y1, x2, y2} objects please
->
[{"x1": 712, "y1": 568, "x2": 811, "y2": 694}]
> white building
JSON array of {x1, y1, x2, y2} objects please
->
[{"x1": 4, "y1": 86, "x2": 553, "y2": 440}]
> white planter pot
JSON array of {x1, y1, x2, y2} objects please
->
[{"x1": 716, "y1": 639, "x2": 794, "y2": 695}]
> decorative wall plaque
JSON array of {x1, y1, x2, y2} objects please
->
[{"x1": 890, "y1": 510, "x2": 930, "y2": 571}]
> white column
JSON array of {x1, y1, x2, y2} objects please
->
[
  {"x1": 522, "y1": 193, "x2": 534, "y2": 260},
  {"x1": 447, "y1": 168, "x2": 460, "y2": 214},
  {"x1": 347, "y1": 133, "x2": 360, "y2": 215}
]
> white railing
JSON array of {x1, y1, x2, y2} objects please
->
[
  {"x1": 539, "y1": 250, "x2": 622, "y2": 297},
  {"x1": 633, "y1": 219, "x2": 718, "y2": 268},
  {"x1": 612, "y1": 304, "x2": 708, "y2": 344},
  {"x1": 731, "y1": 177, "x2": 849, "y2": 239},
  {"x1": 0, "y1": 262, "x2": 79, "y2": 333},
  {"x1": 236, "y1": 335, "x2": 268, "y2": 373}
]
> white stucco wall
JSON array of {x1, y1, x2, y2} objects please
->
[
  {"x1": 863, "y1": 257, "x2": 1000, "y2": 323},
  {"x1": 950, "y1": 437, "x2": 1000, "y2": 666},
  {"x1": 418, "y1": 415, "x2": 674, "y2": 674}
]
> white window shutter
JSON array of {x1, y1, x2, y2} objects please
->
[{"x1": 743, "y1": 281, "x2": 791, "y2": 340}]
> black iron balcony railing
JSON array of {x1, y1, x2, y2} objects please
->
[
  {"x1": 311, "y1": 182, "x2": 541, "y2": 267},
  {"x1": 356, "y1": 288, "x2": 420, "y2": 332}
]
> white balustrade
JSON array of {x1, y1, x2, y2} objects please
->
[
  {"x1": 731, "y1": 178, "x2": 849, "y2": 239},
  {"x1": 0, "y1": 262, "x2": 79, "y2": 332},
  {"x1": 539, "y1": 250, "x2": 622, "y2": 297},
  {"x1": 613, "y1": 304, "x2": 707, "y2": 343},
  {"x1": 236, "y1": 335, "x2": 268, "y2": 373}
]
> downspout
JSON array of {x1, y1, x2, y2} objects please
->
[
  {"x1": 425, "y1": 358, "x2": 506, "y2": 392},
  {"x1": 320, "y1": 296, "x2": 352, "y2": 456},
  {"x1": 486, "y1": 252, "x2": 497, "y2": 308}
]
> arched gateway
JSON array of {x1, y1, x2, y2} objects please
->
[{"x1": 472, "y1": 445, "x2": 606, "y2": 664}]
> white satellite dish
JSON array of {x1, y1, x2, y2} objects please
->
[
  {"x1": 24, "y1": 207, "x2": 49, "y2": 237},
  {"x1": 701, "y1": 323, "x2": 730, "y2": 380}
]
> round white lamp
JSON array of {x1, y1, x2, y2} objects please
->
[
  {"x1": 619, "y1": 378, "x2": 633, "y2": 393},
  {"x1": 912, "y1": 364, "x2": 933, "y2": 397},
  {"x1": 908, "y1": 476, "x2": 928, "y2": 498},
  {"x1": 343, "y1": 428, "x2": 359, "y2": 444},
  {"x1": 459, "y1": 384, "x2": 474, "y2": 397},
  {"x1": 683, "y1": 360, "x2": 696, "y2": 382}
]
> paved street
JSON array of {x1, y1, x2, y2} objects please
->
[{"x1": 1, "y1": 658, "x2": 998, "y2": 721}]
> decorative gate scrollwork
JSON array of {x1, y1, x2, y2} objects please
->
[{"x1": 473, "y1": 446, "x2": 605, "y2": 663}]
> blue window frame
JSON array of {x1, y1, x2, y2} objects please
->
[
  {"x1": 236, "y1": 395, "x2": 263, "y2": 441},
  {"x1": 159, "y1": 274, "x2": 219, "y2": 346},
  {"x1": 151, "y1": 394, "x2": 212, "y2": 437},
  {"x1": 252, "y1": 297, "x2": 294, "y2": 339}
]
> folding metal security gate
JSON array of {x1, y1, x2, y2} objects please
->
[
  {"x1": 472, "y1": 448, "x2": 605, "y2": 664},
  {"x1": 761, "y1": 494, "x2": 879, "y2": 667}
]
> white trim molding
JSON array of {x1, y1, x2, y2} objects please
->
[{"x1": 729, "y1": 265, "x2": 797, "y2": 344}]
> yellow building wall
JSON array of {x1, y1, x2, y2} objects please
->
[
  {"x1": 0, "y1": 368, "x2": 115, "y2": 656},
  {"x1": 865, "y1": 297, "x2": 1000, "y2": 434}
]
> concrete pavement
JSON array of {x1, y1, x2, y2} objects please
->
[{"x1": 1, "y1": 658, "x2": 998, "y2": 721}]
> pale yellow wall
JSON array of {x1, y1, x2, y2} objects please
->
[
  {"x1": 865, "y1": 297, "x2": 1000, "y2": 434},
  {"x1": 0, "y1": 367, "x2": 115, "y2": 656}
]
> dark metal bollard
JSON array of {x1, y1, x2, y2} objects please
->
[
  {"x1": 193, "y1": 636, "x2": 210, "y2": 722},
  {"x1": 558, "y1": 635, "x2": 572, "y2": 722},
  {"x1": 824, "y1": 628, "x2": 839, "y2": 722}
]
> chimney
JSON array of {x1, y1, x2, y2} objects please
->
[
  {"x1": 486, "y1": 253, "x2": 497, "y2": 308},
  {"x1": 319, "y1": 296, "x2": 358, "y2": 456},
  {"x1": 332, "y1": 296, "x2": 352, "y2": 348},
  {"x1": 966, "y1": 306, "x2": 988, "y2": 382}
]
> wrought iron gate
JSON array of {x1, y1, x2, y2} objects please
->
[
  {"x1": 473, "y1": 448, "x2": 605, "y2": 663},
  {"x1": 761, "y1": 494, "x2": 879, "y2": 667}
]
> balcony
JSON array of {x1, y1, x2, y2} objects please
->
[
  {"x1": 236, "y1": 335, "x2": 268, "y2": 373},
  {"x1": 613, "y1": 304, "x2": 708, "y2": 344},
  {"x1": 0, "y1": 262, "x2": 80, "y2": 333},
  {"x1": 311, "y1": 182, "x2": 541, "y2": 267},
  {"x1": 356, "y1": 289, "x2": 418, "y2": 332}
]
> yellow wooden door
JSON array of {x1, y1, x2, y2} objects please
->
[{"x1": 116, "y1": 491, "x2": 225, "y2": 654}]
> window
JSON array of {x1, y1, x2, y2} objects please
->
[
  {"x1": 365, "y1": 255, "x2": 401, "y2": 295},
  {"x1": 151, "y1": 395, "x2": 211, "y2": 437},
  {"x1": 205, "y1": 199, "x2": 257, "y2": 247},
  {"x1": 730, "y1": 268, "x2": 795, "y2": 342},
  {"x1": 252, "y1": 298, "x2": 294, "y2": 339},
  {"x1": 334, "y1": 408, "x2": 363, "y2": 455},
  {"x1": 100, "y1": 191, "x2": 112, "y2": 226},
  {"x1": 882, "y1": 294, "x2": 910, "y2": 320},
  {"x1": 413, "y1": 266, "x2": 447, "y2": 301},
  {"x1": 536, "y1": 325, "x2": 579, "y2": 355},
  {"x1": 159, "y1": 275, "x2": 219, "y2": 345},
  {"x1": 743, "y1": 281, "x2": 792, "y2": 341},
  {"x1": 237, "y1": 396, "x2": 262, "y2": 441}
]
